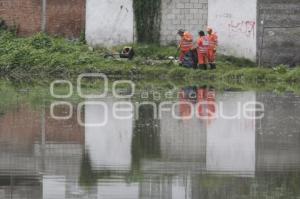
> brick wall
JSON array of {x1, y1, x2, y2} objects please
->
[
  {"x1": 0, "y1": 0, "x2": 85, "y2": 38},
  {"x1": 0, "y1": 0, "x2": 41, "y2": 36},
  {"x1": 160, "y1": 0, "x2": 208, "y2": 45},
  {"x1": 257, "y1": 0, "x2": 300, "y2": 66},
  {"x1": 46, "y1": 0, "x2": 85, "y2": 38}
]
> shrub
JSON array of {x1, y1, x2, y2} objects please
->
[{"x1": 30, "y1": 33, "x2": 52, "y2": 49}]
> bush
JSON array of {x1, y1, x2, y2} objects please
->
[
  {"x1": 30, "y1": 33, "x2": 52, "y2": 49},
  {"x1": 285, "y1": 67, "x2": 300, "y2": 82}
]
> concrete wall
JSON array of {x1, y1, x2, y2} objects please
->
[
  {"x1": 86, "y1": 0, "x2": 208, "y2": 46},
  {"x1": 208, "y1": 0, "x2": 257, "y2": 61},
  {"x1": 86, "y1": 0, "x2": 134, "y2": 47},
  {"x1": 0, "y1": 0, "x2": 85, "y2": 38},
  {"x1": 160, "y1": 0, "x2": 208, "y2": 45},
  {"x1": 257, "y1": 0, "x2": 300, "y2": 66}
]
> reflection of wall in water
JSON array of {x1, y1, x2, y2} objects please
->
[
  {"x1": 0, "y1": 104, "x2": 85, "y2": 198},
  {"x1": 206, "y1": 92, "x2": 256, "y2": 175},
  {"x1": 0, "y1": 105, "x2": 84, "y2": 177},
  {"x1": 0, "y1": 177, "x2": 42, "y2": 199},
  {"x1": 97, "y1": 181, "x2": 139, "y2": 199},
  {"x1": 132, "y1": 103, "x2": 161, "y2": 171},
  {"x1": 160, "y1": 103, "x2": 207, "y2": 162},
  {"x1": 139, "y1": 175, "x2": 200, "y2": 199},
  {"x1": 256, "y1": 93, "x2": 300, "y2": 171},
  {"x1": 85, "y1": 99, "x2": 134, "y2": 170}
]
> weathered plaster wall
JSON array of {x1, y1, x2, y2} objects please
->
[
  {"x1": 257, "y1": 0, "x2": 300, "y2": 66},
  {"x1": 86, "y1": 0, "x2": 134, "y2": 47},
  {"x1": 208, "y1": 0, "x2": 257, "y2": 61},
  {"x1": 160, "y1": 0, "x2": 208, "y2": 45}
]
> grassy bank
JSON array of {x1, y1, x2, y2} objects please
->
[{"x1": 0, "y1": 30, "x2": 299, "y2": 86}]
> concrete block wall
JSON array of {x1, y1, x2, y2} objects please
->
[
  {"x1": 257, "y1": 0, "x2": 300, "y2": 66},
  {"x1": 0, "y1": 0, "x2": 85, "y2": 38},
  {"x1": 160, "y1": 0, "x2": 208, "y2": 45}
]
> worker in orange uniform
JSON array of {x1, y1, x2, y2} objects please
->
[
  {"x1": 177, "y1": 29, "x2": 193, "y2": 62},
  {"x1": 196, "y1": 31, "x2": 209, "y2": 70},
  {"x1": 207, "y1": 27, "x2": 218, "y2": 69}
]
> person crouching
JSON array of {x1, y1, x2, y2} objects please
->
[{"x1": 177, "y1": 29, "x2": 193, "y2": 63}]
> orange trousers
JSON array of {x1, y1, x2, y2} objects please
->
[
  {"x1": 197, "y1": 53, "x2": 208, "y2": 65},
  {"x1": 207, "y1": 49, "x2": 216, "y2": 63}
]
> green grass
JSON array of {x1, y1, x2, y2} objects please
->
[{"x1": 0, "y1": 29, "x2": 299, "y2": 88}]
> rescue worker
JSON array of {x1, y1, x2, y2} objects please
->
[
  {"x1": 177, "y1": 29, "x2": 193, "y2": 63},
  {"x1": 207, "y1": 27, "x2": 218, "y2": 69},
  {"x1": 196, "y1": 31, "x2": 209, "y2": 70}
]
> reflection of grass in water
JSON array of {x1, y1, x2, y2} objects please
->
[
  {"x1": 1, "y1": 76, "x2": 300, "y2": 118},
  {"x1": 200, "y1": 176, "x2": 252, "y2": 197},
  {"x1": 0, "y1": 81, "x2": 50, "y2": 116},
  {"x1": 197, "y1": 172, "x2": 300, "y2": 198},
  {"x1": 79, "y1": 152, "x2": 97, "y2": 188}
]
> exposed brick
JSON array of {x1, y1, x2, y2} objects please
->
[
  {"x1": 46, "y1": 0, "x2": 86, "y2": 38},
  {"x1": 0, "y1": 0, "x2": 85, "y2": 38},
  {"x1": 0, "y1": 0, "x2": 41, "y2": 36}
]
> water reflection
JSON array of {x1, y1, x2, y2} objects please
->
[
  {"x1": 0, "y1": 89, "x2": 300, "y2": 198},
  {"x1": 85, "y1": 99, "x2": 133, "y2": 170}
]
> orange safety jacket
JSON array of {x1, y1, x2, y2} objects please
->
[
  {"x1": 197, "y1": 36, "x2": 209, "y2": 53},
  {"x1": 207, "y1": 32, "x2": 218, "y2": 50},
  {"x1": 179, "y1": 32, "x2": 193, "y2": 52}
]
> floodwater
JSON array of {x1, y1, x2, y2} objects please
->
[{"x1": 0, "y1": 87, "x2": 300, "y2": 199}]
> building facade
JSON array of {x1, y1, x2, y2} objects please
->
[
  {"x1": 0, "y1": 0, "x2": 299, "y2": 66},
  {"x1": 208, "y1": 0, "x2": 300, "y2": 66}
]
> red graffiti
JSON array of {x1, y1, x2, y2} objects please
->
[{"x1": 228, "y1": 20, "x2": 256, "y2": 38}]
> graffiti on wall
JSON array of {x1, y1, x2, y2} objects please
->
[{"x1": 228, "y1": 20, "x2": 256, "y2": 38}]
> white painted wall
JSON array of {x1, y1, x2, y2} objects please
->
[
  {"x1": 208, "y1": 0, "x2": 257, "y2": 61},
  {"x1": 86, "y1": 0, "x2": 134, "y2": 47}
]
